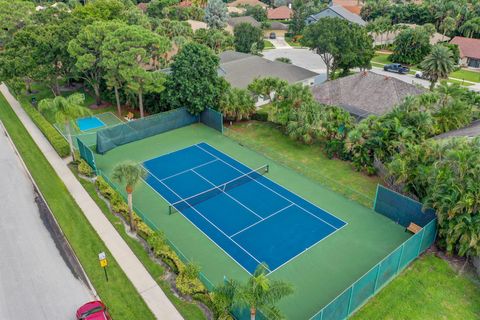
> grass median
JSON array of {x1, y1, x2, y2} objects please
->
[{"x1": 0, "y1": 93, "x2": 155, "y2": 320}]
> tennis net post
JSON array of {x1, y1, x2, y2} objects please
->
[{"x1": 168, "y1": 164, "x2": 269, "y2": 215}]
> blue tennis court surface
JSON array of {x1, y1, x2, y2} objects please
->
[
  {"x1": 76, "y1": 116, "x2": 105, "y2": 131},
  {"x1": 142, "y1": 143, "x2": 347, "y2": 274}
]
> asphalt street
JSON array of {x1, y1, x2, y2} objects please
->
[{"x1": 0, "y1": 128, "x2": 92, "y2": 320}]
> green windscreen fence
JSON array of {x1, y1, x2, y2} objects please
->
[
  {"x1": 77, "y1": 137, "x2": 97, "y2": 172},
  {"x1": 310, "y1": 186, "x2": 437, "y2": 320},
  {"x1": 96, "y1": 107, "x2": 198, "y2": 154},
  {"x1": 96, "y1": 107, "x2": 223, "y2": 154},
  {"x1": 200, "y1": 108, "x2": 223, "y2": 133},
  {"x1": 374, "y1": 185, "x2": 436, "y2": 227}
]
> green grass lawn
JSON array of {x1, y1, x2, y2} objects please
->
[
  {"x1": 263, "y1": 39, "x2": 274, "y2": 49},
  {"x1": 450, "y1": 69, "x2": 480, "y2": 83},
  {"x1": 225, "y1": 121, "x2": 379, "y2": 207},
  {"x1": 372, "y1": 53, "x2": 391, "y2": 65},
  {"x1": 285, "y1": 37, "x2": 302, "y2": 47},
  {"x1": 352, "y1": 253, "x2": 480, "y2": 320},
  {"x1": 0, "y1": 93, "x2": 155, "y2": 320}
]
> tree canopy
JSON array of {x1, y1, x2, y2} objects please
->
[{"x1": 233, "y1": 22, "x2": 264, "y2": 54}]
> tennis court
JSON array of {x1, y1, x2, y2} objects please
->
[{"x1": 142, "y1": 142, "x2": 347, "y2": 274}]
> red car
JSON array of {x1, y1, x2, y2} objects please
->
[{"x1": 76, "y1": 301, "x2": 112, "y2": 320}]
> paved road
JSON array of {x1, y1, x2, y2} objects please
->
[{"x1": 0, "y1": 127, "x2": 92, "y2": 320}]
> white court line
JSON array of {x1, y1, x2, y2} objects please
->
[
  {"x1": 194, "y1": 143, "x2": 343, "y2": 230},
  {"x1": 230, "y1": 204, "x2": 294, "y2": 238},
  {"x1": 160, "y1": 159, "x2": 218, "y2": 182},
  {"x1": 140, "y1": 176, "x2": 256, "y2": 275},
  {"x1": 142, "y1": 165, "x2": 265, "y2": 270},
  {"x1": 191, "y1": 169, "x2": 263, "y2": 220}
]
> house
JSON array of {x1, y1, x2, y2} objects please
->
[
  {"x1": 306, "y1": 5, "x2": 366, "y2": 26},
  {"x1": 371, "y1": 24, "x2": 450, "y2": 47},
  {"x1": 226, "y1": 16, "x2": 261, "y2": 34},
  {"x1": 219, "y1": 51, "x2": 319, "y2": 104},
  {"x1": 311, "y1": 71, "x2": 425, "y2": 119},
  {"x1": 435, "y1": 120, "x2": 480, "y2": 139},
  {"x1": 332, "y1": 0, "x2": 362, "y2": 15},
  {"x1": 450, "y1": 36, "x2": 480, "y2": 68},
  {"x1": 187, "y1": 20, "x2": 207, "y2": 32},
  {"x1": 267, "y1": 6, "x2": 293, "y2": 20},
  {"x1": 264, "y1": 21, "x2": 289, "y2": 38},
  {"x1": 227, "y1": 0, "x2": 268, "y2": 8}
]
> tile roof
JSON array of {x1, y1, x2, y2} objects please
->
[
  {"x1": 227, "y1": 0, "x2": 268, "y2": 8},
  {"x1": 308, "y1": 5, "x2": 366, "y2": 26},
  {"x1": 219, "y1": 51, "x2": 318, "y2": 88},
  {"x1": 311, "y1": 71, "x2": 425, "y2": 118},
  {"x1": 267, "y1": 6, "x2": 293, "y2": 20},
  {"x1": 434, "y1": 120, "x2": 480, "y2": 139},
  {"x1": 227, "y1": 16, "x2": 261, "y2": 28},
  {"x1": 450, "y1": 36, "x2": 480, "y2": 60}
]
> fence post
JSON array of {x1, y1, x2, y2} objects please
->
[
  {"x1": 396, "y1": 244, "x2": 405, "y2": 274},
  {"x1": 346, "y1": 286, "x2": 354, "y2": 315},
  {"x1": 417, "y1": 228, "x2": 426, "y2": 256},
  {"x1": 372, "y1": 184, "x2": 379, "y2": 210},
  {"x1": 373, "y1": 264, "x2": 381, "y2": 293}
]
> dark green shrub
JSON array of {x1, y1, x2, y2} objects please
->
[{"x1": 21, "y1": 101, "x2": 70, "y2": 157}]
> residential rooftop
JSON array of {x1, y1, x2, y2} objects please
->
[{"x1": 311, "y1": 71, "x2": 425, "y2": 119}]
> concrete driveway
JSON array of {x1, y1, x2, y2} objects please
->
[
  {"x1": 262, "y1": 48, "x2": 327, "y2": 74},
  {"x1": 268, "y1": 36, "x2": 291, "y2": 49},
  {"x1": 0, "y1": 129, "x2": 92, "y2": 320}
]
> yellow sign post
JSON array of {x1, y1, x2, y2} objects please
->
[{"x1": 99, "y1": 252, "x2": 109, "y2": 282}]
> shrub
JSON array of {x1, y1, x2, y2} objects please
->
[
  {"x1": 252, "y1": 112, "x2": 268, "y2": 122},
  {"x1": 78, "y1": 159, "x2": 93, "y2": 177},
  {"x1": 21, "y1": 101, "x2": 70, "y2": 157},
  {"x1": 95, "y1": 176, "x2": 116, "y2": 200},
  {"x1": 175, "y1": 262, "x2": 207, "y2": 295}
]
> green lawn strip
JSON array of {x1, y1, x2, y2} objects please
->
[
  {"x1": 0, "y1": 93, "x2": 155, "y2": 320},
  {"x1": 263, "y1": 39, "x2": 274, "y2": 49},
  {"x1": 352, "y1": 253, "x2": 480, "y2": 320},
  {"x1": 225, "y1": 121, "x2": 379, "y2": 207},
  {"x1": 72, "y1": 167, "x2": 206, "y2": 320},
  {"x1": 285, "y1": 37, "x2": 302, "y2": 47},
  {"x1": 450, "y1": 69, "x2": 480, "y2": 83}
]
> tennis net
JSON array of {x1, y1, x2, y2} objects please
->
[{"x1": 169, "y1": 164, "x2": 269, "y2": 215}]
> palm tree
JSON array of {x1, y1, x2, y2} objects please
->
[
  {"x1": 459, "y1": 17, "x2": 480, "y2": 38},
  {"x1": 38, "y1": 93, "x2": 91, "y2": 160},
  {"x1": 420, "y1": 45, "x2": 455, "y2": 91},
  {"x1": 230, "y1": 264, "x2": 293, "y2": 320},
  {"x1": 440, "y1": 16, "x2": 456, "y2": 38},
  {"x1": 112, "y1": 161, "x2": 145, "y2": 232}
]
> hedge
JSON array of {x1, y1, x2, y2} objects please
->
[
  {"x1": 94, "y1": 176, "x2": 207, "y2": 296},
  {"x1": 20, "y1": 100, "x2": 70, "y2": 157}
]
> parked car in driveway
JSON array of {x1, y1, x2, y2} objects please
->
[
  {"x1": 269, "y1": 32, "x2": 276, "y2": 39},
  {"x1": 76, "y1": 301, "x2": 112, "y2": 320},
  {"x1": 384, "y1": 63, "x2": 410, "y2": 74}
]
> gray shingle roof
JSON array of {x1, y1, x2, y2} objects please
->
[
  {"x1": 227, "y1": 16, "x2": 261, "y2": 28},
  {"x1": 307, "y1": 5, "x2": 366, "y2": 26},
  {"x1": 434, "y1": 120, "x2": 480, "y2": 139},
  {"x1": 219, "y1": 51, "x2": 318, "y2": 89},
  {"x1": 311, "y1": 71, "x2": 425, "y2": 118}
]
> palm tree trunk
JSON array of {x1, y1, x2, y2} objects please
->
[
  {"x1": 24, "y1": 78, "x2": 32, "y2": 94},
  {"x1": 93, "y1": 83, "x2": 102, "y2": 106},
  {"x1": 138, "y1": 90, "x2": 144, "y2": 118},
  {"x1": 127, "y1": 189, "x2": 135, "y2": 231},
  {"x1": 114, "y1": 86, "x2": 122, "y2": 117},
  {"x1": 65, "y1": 122, "x2": 75, "y2": 161},
  {"x1": 54, "y1": 78, "x2": 61, "y2": 96},
  {"x1": 250, "y1": 307, "x2": 256, "y2": 320},
  {"x1": 429, "y1": 80, "x2": 436, "y2": 91}
]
